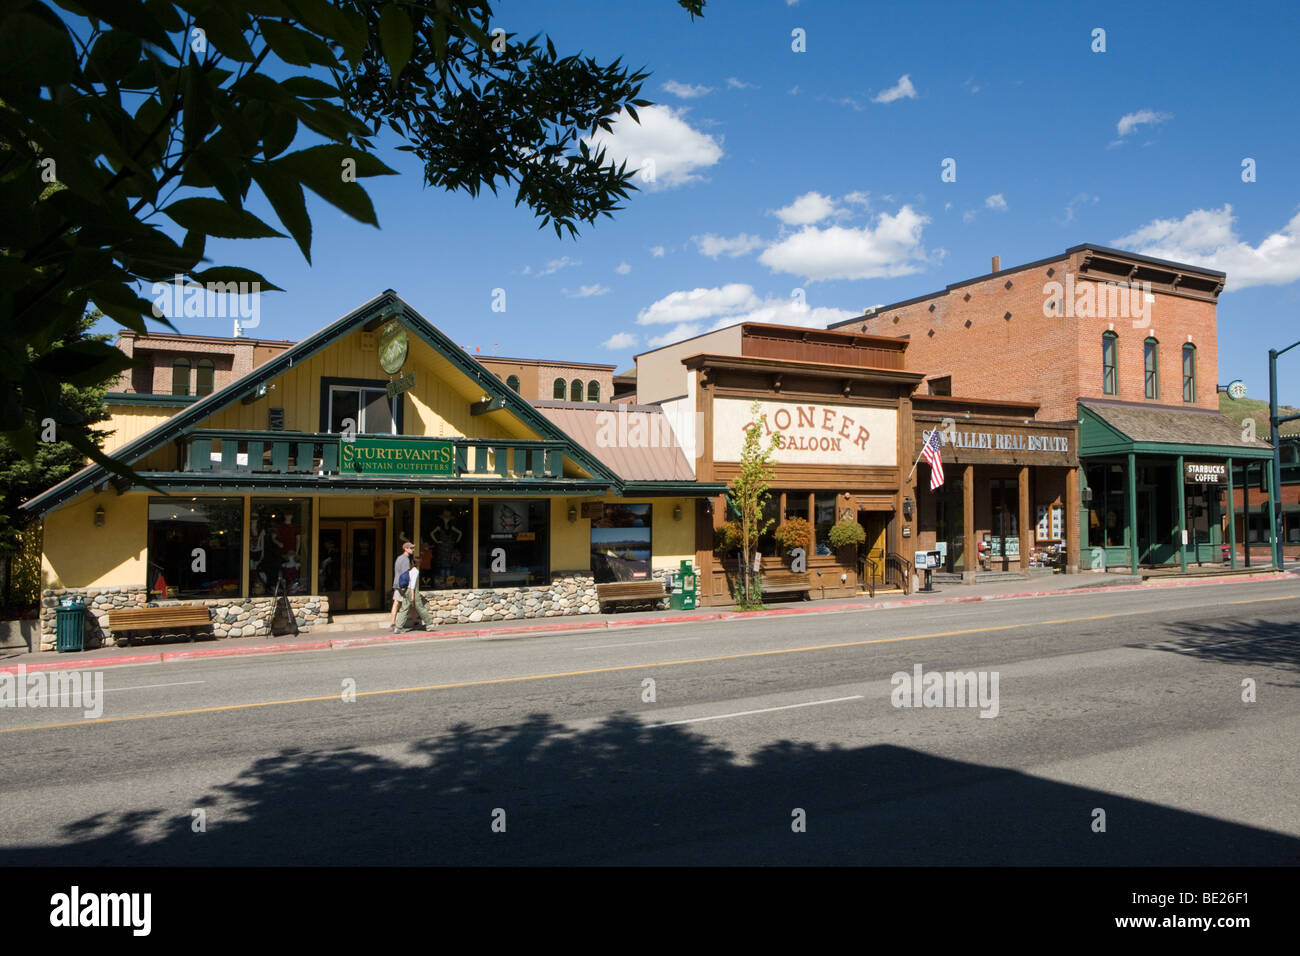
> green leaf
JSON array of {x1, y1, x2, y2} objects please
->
[
  {"x1": 378, "y1": 4, "x2": 414, "y2": 82},
  {"x1": 252, "y1": 166, "x2": 312, "y2": 262},
  {"x1": 260, "y1": 20, "x2": 311, "y2": 66},
  {"x1": 162, "y1": 197, "x2": 285, "y2": 239},
  {"x1": 194, "y1": 266, "x2": 283, "y2": 293},
  {"x1": 273, "y1": 145, "x2": 394, "y2": 227}
]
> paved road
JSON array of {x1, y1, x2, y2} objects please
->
[{"x1": 2, "y1": 578, "x2": 1297, "y2": 865}]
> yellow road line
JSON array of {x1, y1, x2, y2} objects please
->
[{"x1": 3, "y1": 595, "x2": 1297, "y2": 735}]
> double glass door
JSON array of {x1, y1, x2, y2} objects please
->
[{"x1": 319, "y1": 519, "x2": 385, "y2": 611}]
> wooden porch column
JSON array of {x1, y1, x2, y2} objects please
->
[
  {"x1": 963, "y1": 464, "x2": 976, "y2": 583},
  {"x1": 1018, "y1": 465, "x2": 1031, "y2": 572},
  {"x1": 1226, "y1": 457, "x2": 1237, "y2": 569},
  {"x1": 1065, "y1": 467, "x2": 1080, "y2": 573},
  {"x1": 1127, "y1": 453, "x2": 1139, "y2": 573},
  {"x1": 1176, "y1": 454, "x2": 1187, "y2": 572}
]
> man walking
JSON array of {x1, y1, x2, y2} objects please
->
[{"x1": 392, "y1": 541, "x2": 437, "y2": 633}]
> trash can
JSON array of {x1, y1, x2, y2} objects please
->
[
  {"x1": 55, "y1": 598, "x2": 86, "y2": 653},
  {"x1": 669, "y1": 560, "x2": 697, "y2": 610}
]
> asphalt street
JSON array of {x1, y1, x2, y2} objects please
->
[{"x1": 1, "y1": 577, "x2": 1297, "y2": 865}]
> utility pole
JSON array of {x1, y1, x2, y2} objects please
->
[{"x1": 1268, "y1": 341, "x2": 1300, "y2": 570}]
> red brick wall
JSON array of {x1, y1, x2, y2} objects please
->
[{"x1": 849, "y1": 253, "x2": 1220, "y2": 420}]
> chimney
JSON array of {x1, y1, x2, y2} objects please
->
[{"x1": 992, "y1": 255, "x2": 1001, "y2": 273}]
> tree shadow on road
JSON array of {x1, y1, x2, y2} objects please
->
[
  {"x1": 1131, "y1": 617, "x2": 1300, "y2": 682},
  {"x1": 5, "y1": 709, "x2": 1297, "y2": 866}
]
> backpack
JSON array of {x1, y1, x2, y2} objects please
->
[{"x1": 396, "y1": 568, "x2": 415, "y2": 590}]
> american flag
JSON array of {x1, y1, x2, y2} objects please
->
[{"x1": 922, "y1": 429, "x2": 945, "y2": 490}]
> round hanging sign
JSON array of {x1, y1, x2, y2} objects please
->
[{"x1": 378, "y1": 320, "x2": 408, "y2": 374}]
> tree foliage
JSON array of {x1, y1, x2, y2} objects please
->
[
  {"x1": 0, "y1": 0, "x2": 705, "y2": 475},
  {"x1": 726, "y1": 401, "x2": 778, "y2": 608}
]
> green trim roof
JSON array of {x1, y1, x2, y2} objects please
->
[
  {"x1": 1078, "y1": 400, "x2": 1274, "y2": 459},
  {"x1": 22, "y1": 291, "x2": 624, "y2": 516}
]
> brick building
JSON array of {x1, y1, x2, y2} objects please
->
[
  {"x1": 829, "y1": 244, "x2": 1278, "y2": 573},
  {"x1": 476, "y1": 356, "x2": 615, "y2": 403}
]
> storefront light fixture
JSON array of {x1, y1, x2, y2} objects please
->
[
  {"x1": 673, "y1": 505, "x2": 682, "y2": 521},
  {"x1": 903, "y1": 497, "x2": 914, "y2": 520},
  {"x1": 567, "y1": 505, "x2": 577, "y2": 523},
  {"x1": 93, "y1": 505, "x2": 105, "y2": 527}
]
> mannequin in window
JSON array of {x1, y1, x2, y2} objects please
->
[{"x1": 429, "y1": 509, "x2": 464, "y2": 587}]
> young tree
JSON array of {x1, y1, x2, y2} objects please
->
[
  {"x1": 0, "y1": 0, "x2": 706, "y2": 474},
  {"x1": 726, "y1": 401, "x2": 778, "y2": 607}
]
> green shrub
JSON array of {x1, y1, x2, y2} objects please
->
[
  {"x1": 773, "y1": 516, "x2": 812, "y2": 554},
  {"x1": 827, "y1": 519, "x2": 866, "y2": 550}
]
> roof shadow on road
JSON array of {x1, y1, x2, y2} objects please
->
[
  {"x1": 5, "y1": 710, "x2": 1298, "y2": 866},
  {"x1": 1131, "y1": 617, "x2": 1300, "y2": 681}
]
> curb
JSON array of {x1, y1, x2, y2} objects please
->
[{"x1": 7, "y1": 570, "x2": 1294, "y2": 675}]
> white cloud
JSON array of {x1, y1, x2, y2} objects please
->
[
  {"x1": 601, "y1": 331, "x2": 639, "y2": 350},
  {"x1": 647, "y1": 322, "x2": 703, "y2": 348},
  {"x1": 637, "y1": 283, "x2": 761, "y2": 325},
  {"x1": 1061, "y1": 192, "x2": 1099, "y2": 223},
  {"x1": 788, "y1": 85, "x2": 800, "y2": 96},
  {"x1": 615, "y1": 262, "x2": 631, "y2": 275},
  {"x1": 843, "y1": 191, "x2": 871, "y2": 207},
  {"x1": 774, "y1": 191, "x2": 840, "y2": 226},
  {"x1": 585, "y1": 104, "x2": 723, "y2": 190},
  {"x1": 694, "y1": 232, "x2": 765, "y2": 258},
  {"x1": 758, "y1": 206, "x2": 932, "y2": 281},
  {"x1": 1113, "y1": 204, "x2": 1300, "y2": 290},
  {"x1": 650, "y1": 245, "x2": 666, "y2": 257},
  {"x1": 985, "y1": 193, "x2": 1008, "y2": 212},
  {"x1": 710, "y1": 298, "x2": 855, "y2": 331},
  {"x1": 536, "y1": 256, "x2": 580, "y2": 276},
  {"x1": 564, "y1": 284, "x2": 610, "y2": 298},
  {"x1": 872, "y1": 74, "x2": 917, "y2": 104},
  {"x1": 662, "y1": 80, "x2": 713, "y2": 99},
  {"x1": 1116, "y1": 109, "x2": 1172, "y2": 137},
  {"x1": 726, "y1": 77, "x2": 757, "y2": 90},
  {"x1": 962, "y1": 209, "x2": 977, "y2": 224}
]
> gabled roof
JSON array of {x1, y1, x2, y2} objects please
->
[{"x1": 22, "y1": 291, "x2": 621, "y2": 516}]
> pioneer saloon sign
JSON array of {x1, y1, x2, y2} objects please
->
[
  {"x1": 340, "y1": 437, "x2": 455, "y2": 476},
  {"x1": 713, "y1": 399, "x2": 897, "y2": 467}
]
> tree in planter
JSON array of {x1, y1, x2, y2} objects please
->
[{"x1": 725, "y1": 402, "x2": 778, "y2": 608}]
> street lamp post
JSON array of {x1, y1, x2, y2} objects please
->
[{"x1": 1268, "y1": 341, "x2": 1300, "y2": 570}]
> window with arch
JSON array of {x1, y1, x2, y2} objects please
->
[
  {"x1": 1102, "y1": 332, "x2": 1118, "y2": 395},
  {"x1": 196, "y1": 358, "x2": 215, "y2": 396},
  {"x1": 1143, "y1": 337, "x2": 1158, "y2": 399},
  {"x1": 570, "y1": 378, "x2": 582, "y2": 401},
  {"x1": 1182, "y1": 344, "x2": 1197, "y2": 402},
  {"x1": 587, "y1": 380, "x2": 600, "y2": 402},
  {"x1": 172, "y1": 357, "x2": 191, "y2": 396},
  {"x1": 506, "y1": 375, "x2": 521, "y2": 393},
  {"x1": 552, "y1": 378, "x2": 566, "y2": 400}
]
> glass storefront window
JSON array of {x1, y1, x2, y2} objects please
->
[
  {"x1": 420, "y1": 499, "x2": 473, "y2": 589},
  {"x1": 755, "y1": 497, "x2": 780, "y2": 556},
  {"x1": 147, "y1": 497, "x2": 244, "y2": 600},
  {"x1": 479, "y1": 500, "x2": 548, "y2": 587},
  {"x1": 250, "y1": 498, "x2": 311, "y2": 596},
  {"x1": 1086, "y1": 463, "x2": 1128, "y2": 548},
  {"x1": 591, "y1": 503, "x2": 652, "y2": 582},
  {"x1": 814, "y1": 493, "x2": 838, "y2": 555},
  {"x1": 785, "y1": 493, "x2": 809, "y2": 522}
]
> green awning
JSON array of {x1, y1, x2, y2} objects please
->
[{"x1": 1078, "y1": 400, "x2": 1274, "y2": 460}]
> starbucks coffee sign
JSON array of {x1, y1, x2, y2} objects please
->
[
  {"x1": 1184, "y1": 461, "x2": 1227, "y2": 484},
  {"x1": 713, "y1": 399, "x2": 897, "y2": 467}
]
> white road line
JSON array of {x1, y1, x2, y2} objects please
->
[
  {"x1": 22, "y1": 679, "x2": 206, "y2": 704},
  {"x1": 574, "y1": 636, "x2": 701, "y2": 650},
  {"x1": 644, "y1": 695, "x2": 864, "y2": 729}
]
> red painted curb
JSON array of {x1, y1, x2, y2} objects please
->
[
  {"x1": 605, "y1": 613, "x2": 722, "y2": 628},
  {"x1": 476, "y1": 621, "x2": 609, "y2": 637},
  {"x1": 0, "y1": 653, "x2": 163, "y2": 675},
  {"x1": 162, "y1": 640, "x2": 333, "y2": 662}
]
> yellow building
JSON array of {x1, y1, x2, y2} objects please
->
[{"x1": 26, "y1": 292, "x2": 717, "y2": 649}]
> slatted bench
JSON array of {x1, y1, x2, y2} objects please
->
[
  {"x1": 109, "y1": 605, "x2": 213, "y2": 646},
  {"x1": 761, "y1": 569, "x2": 812, "y2": 601},
  {"x1": 596, "y1": 581, "x2": 669, "y2": 611}
]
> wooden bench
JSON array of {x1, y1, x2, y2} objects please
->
[
  {"x1": 109, "y1": 605, "x2": 213, "y2": 645},
  {"x1": 596, "y1": 581, "x2": 669, "y2": 611},
  {"x1": 761, "y1": 569, "x2": 812, "y2": 601}
]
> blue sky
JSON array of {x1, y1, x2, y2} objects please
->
[{"x1": 136, "y1": 0, "x2": 1300, "y2": 403}]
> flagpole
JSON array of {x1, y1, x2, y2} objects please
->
[{"x1": 905, "y1": 427, "x2": 934, "y2": 484}]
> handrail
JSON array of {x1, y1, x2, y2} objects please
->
[{"x1": 884, "y1": 551, "x2": 913, "y2": 595}]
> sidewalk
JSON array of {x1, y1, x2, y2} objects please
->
[{"x1": 4, "y1": 568, "x2": 1294, "y2": 674}]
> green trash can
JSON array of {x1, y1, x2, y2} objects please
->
[{"x1": 55, "y1": 598, "x2": 86, "y2": 653}]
